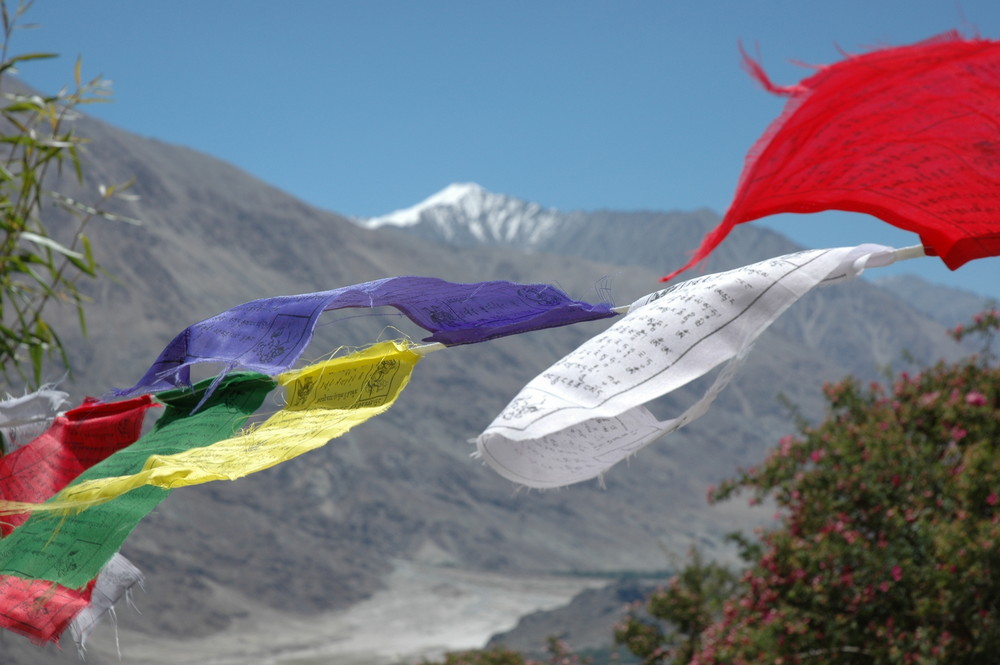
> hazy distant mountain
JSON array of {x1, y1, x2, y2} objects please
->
[
  {"x1": 489, "y1": 577, "x2": 663, "y2": 655},
  {"x1": 0, "y1": 84, "x2": 972, "y2": 664},
  {"x1": 874, "y1": 273, "x2": 995, "y2": 328}
]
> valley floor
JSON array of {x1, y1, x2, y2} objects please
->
[{"x1": 78, "y1": 561, "x2": 608, "y2": 665}]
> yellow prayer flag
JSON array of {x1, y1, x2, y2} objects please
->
[{"x1": 34, "y1": 341, "x2": 421, "y2": 511}]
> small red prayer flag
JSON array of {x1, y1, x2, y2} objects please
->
[
  {"x1": 0, "y1": 577, "x2": 97, "y2": 645},
  {"x1": 662, "y1": 32, "x2": 1000, "y2": 282}
]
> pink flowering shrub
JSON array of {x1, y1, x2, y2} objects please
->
[
  {"x1": 432, "y1": 311, "x2": 1000, "y2": 665},
  {"x1": 688, "y1": 331, "x2": 1000, "y2": 663},
  {"x1": 615, "y1": 310, "x2": 999, "y2": 664}
]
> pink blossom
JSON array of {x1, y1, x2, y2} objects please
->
[
  {"x1": 918, "y1": 391, "x2": 940, "y2": 407},
  {"x1": 987, "y1": 493, "x2": 998, "y2": 506},
  {"x1": 891, "y1": 565, "x2": 903, "y2": 582},
  {"x1": 965, "y1": 390, "x2": 988, "y2": 406}
]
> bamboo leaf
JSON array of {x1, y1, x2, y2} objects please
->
[
  {"x1": 81, "y1": 233, "x2": 95, "y2": 270},
  {"x1": 69, "y1": 144, "x2": 83, "y2": 182},
  {"x1": 9, "y1": 52, "x2": 58, "y2": 63},
  {"x1": 77, "y1": 301, "x2": 87, "y2": 338},
  {"x1": 66, "y1": 253, "x2": 94, "y2": 275},
  {"x1": 29, "y1": 342, "x2": 43, "y2": 385},
  {"x1": 19, "y1": 231, "x2": 84, "y2": 260}
]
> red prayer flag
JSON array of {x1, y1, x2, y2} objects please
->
[
  {"x1": 0, "y1": 577, "x2": 97, "y2": 645},
  {"x1": 0, "y1": 395, "x2": 155, "y2": 644},
  {"x1": 0, "y1": 395, "x2": 156, "y2": 534},
  {"x1": 662, "y1": 32, "x2": 1000, "y2": 282}
]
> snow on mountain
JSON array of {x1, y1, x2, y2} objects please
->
[{"x1": 356, "y1": 182, "x2": 565, "y2": 248}]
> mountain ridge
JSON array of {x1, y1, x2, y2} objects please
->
[{"x1": 358, "y1": 181, "x2": 995, "y2": 318}]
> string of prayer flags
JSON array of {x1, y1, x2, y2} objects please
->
[
  {"x1": 0, "y1": 395, "x2": 156, "y2": 535},
  {"x1": 0, "y1": 387, "x2": 69, "y2": 454},
  {"x1": 43, "y1": 341, "x2": 419, "y2": 507},
  {"x1": 114, "y1": 277, "x2": 615, "y2": 399},
  {"x1": 67, "y1": 554, "x2": 144, "y2": 654},
  {"x1": 478, "y1": 245, "x2": 897, "y2": 488},
  {"x1": 0, "y1": 372, "x2": 274, "y2": 589},
  {"x1": 661, "y1": 33, "x2": 1000, "y2": 282}
]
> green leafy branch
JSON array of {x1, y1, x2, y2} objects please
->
[{"x1": 0, "y1": 0, "x2": 138, "y2": 388}]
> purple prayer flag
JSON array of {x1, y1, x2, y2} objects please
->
[{"x1": 114, "y1": 277, "x2": 616, "y2": 397}]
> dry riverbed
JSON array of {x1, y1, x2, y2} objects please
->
[{"x1": 76, "y1": 561, "x2": 608, "y2": 665}]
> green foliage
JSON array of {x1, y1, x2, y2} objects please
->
[
  {"x1": 423, "y1": 646, "x2": 529, "y2": 665},
  {"x1": 686, "y1": 310, "x2": 1000, "y2": 664},
  {"x1": 614, "y1": 549, "x2": 737, "y2": 665},
  {"x1": 611, "y1": 310, "x2": 999, "y2": 664},
  {"x1": 0, "y1": 0, "x2": 136, "y2": 388}
]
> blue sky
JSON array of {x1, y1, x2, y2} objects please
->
[{"x1": 10, "y1": 1, "x2": 1000, "y2": 301}]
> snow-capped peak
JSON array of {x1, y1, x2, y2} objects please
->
[
  {"x1": 363, "y1": 183, "x2": 491, "y2": 229},
  {"x1": 425, "y1": 182, "x2": 489, "y2": 210},
  {"x1": 356, "y1": 183, "x2": 566, "y2": 247}
]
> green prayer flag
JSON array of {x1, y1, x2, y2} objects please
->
[{"x1": 0, "y1": 372, "x2": 274, "y2": 589}]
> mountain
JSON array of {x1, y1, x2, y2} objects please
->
[
  {"x1": 874, "y1": 273, "x2": 995, "y2": 328},
  {"x1": 358, "y1": 182, "x2": 797, "y2": 275},
  {"x1": 0, "y1": 88, "x2": 974, "y2": 664},
  {"x1": 359, "y1": 182, "x2": 567, "y2": 247},
  {"x1": 488, "y1": 577, "x2": 664, "y2": 655},
  {"x1": 357, "y1": 182, "x2": 967, "y2": 380}
]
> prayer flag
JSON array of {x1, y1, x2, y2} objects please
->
[
  {"x1": 0, "y1": 372, "x2": 274, "y2": 589},
  {"x1": 114, "y1": 277, "x2": 614, "y2": 398},
  {"x1": 480, "y1": 245, "x2": 896, "y2": 487},
  {"x1": 662, "y1": 33, "x2": 1000, "y2": 282},
  {"x1": 66, "y1": 554, "x2": 144, "y2": 653},
  {"x1": 0, "y1": 396, "x2": 155, "y2": 535},
  {"x1": 0, "y1": 554, "x2": 143, "y2": 647},
  {"x1": 0, "y1": 574, "x2": 96, "y2": 644},
  {"x1": 47, "y1": 341, "x2": 419, "y2": 505},
  {"x1": 0, "y1": 387, "x2": 69, "y2": 454}
]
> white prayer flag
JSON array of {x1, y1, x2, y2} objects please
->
[
  {"x1": 67, "y1": 553, "x2": 144, "y2": 654},
  {"x1": 477, "y1": 245, "x2": 896, "y2": 487},
  {"x1": 0, "y1": 387, "x2": 69, "y2": 453}
]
